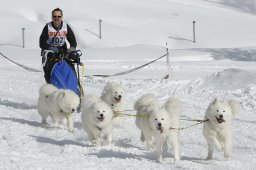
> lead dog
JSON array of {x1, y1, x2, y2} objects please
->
[
  {"x1": 203, "y1": 98, "x2": 240, "y2": 160},
  {"x1": 134, "y1": 94, "x2": 182, "y2": 163},
  {"x1": 149, "y1": 97, "x2": 182, "y2": 164},
  {"x1": 37, "y1": 84, "x2": 80, "y2": 132}
]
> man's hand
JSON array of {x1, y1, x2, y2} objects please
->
[
  {"x1": 49, "y1": 46, "x2": 59, "y2": 54},
  {"x1": 67, "y1": 46, "x2": 76, "y2": 54}
]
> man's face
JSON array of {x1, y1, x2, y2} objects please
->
[{"x1": 52, "y1": 11, "x2": 62, "y2": 28}]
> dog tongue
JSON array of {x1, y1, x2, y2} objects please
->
[
  {"x1": 218, "y1": 119, "x2": 225, "y2": 123},
  {"x1": 216, "y1": 116, "x2": 225, "y2": 123},
  {"x1": 157, "y1": 127, "x2": 163, "y2": 133},
  {"x1": 97, "y1": 117, "x2": 104, "y2": 122},
  {"x1": 114, "y1": 98, "x2": 121, "y2": 103}
]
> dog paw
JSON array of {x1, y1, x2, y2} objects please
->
[
  {"x1": 90, "y1": 140, "x2": 97, "y2": 146},
  {"x1": 224, "y1": 153, "x2": 230, "y2": 160},
  {"x1": 221, "y1": 145, "x2": 225, "y2": 152},
  {"x1": 147, "y1": 146, "x2": 154, "y2": 151},
  {"x1": 157, "y1": 155, "x2": 164, "y2": 163},
  {"x1": 157, "y1": 159, "x2": 162, "y2": 163},
  {"x1": 68, "y1": 129, "x2": 74, "y2": 133},
  {"x1": 140, "y1": 136, "x2": 145, "y2": 142},
  {"x1": 206, "y1": 155, "x2": 212, "y2": 160},
  {"x1": 173, "y1": 158, "x2": 180, "y2": 164},
  {"x1": 173, "y1": 160, "x2": 180, "y2": 165},
  {"x1": 146, "y1": 143, "x2": 154, "y2": 150},
  {"x1": 102, "y1": 144, "x2": 112, "y2": 150},
  {"x1": 42, "y1": 120, "x2": 47, "y2": 124},
  {"x1": 96, "y1": 145, "x2": 101, "y2": 150},
  {"x1": 157, "y1": 159, "x2": 169, "y2": 164},
  {"x1": 225, "y1": 156, "x2": 231, "y2": 161}
]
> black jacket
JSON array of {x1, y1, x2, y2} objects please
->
[{"x1": 39, "y1": 21, "x2": 77, "y2": 52}]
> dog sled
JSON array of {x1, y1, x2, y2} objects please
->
[{"x1": 42, "y1": 49, "x2": 84, "y2": 97}]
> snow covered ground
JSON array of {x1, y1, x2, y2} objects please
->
[{"x1": 0, "y1": 0, "x2": 255, "y2": 169}]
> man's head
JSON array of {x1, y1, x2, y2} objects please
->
[{"x1": 52, "y1": 8, "x2": 63, "y2": 28}]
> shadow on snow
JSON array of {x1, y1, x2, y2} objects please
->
[
  {"x1": 0, "y1": 98, "x2": 37, "y2": 110},
  {"x1": 29, "y1": 135, "x2": 88, "y2": 147},
  {"x1": 0, "y1": 117, "x2": 45, "y2": 128}
]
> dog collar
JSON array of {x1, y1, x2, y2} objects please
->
[{"x1": 96, "y1": 125, "x2": 102, "y2": 131}]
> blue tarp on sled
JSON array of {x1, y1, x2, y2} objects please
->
[{"x1": 50, "y1": 60, "x2": 80, "y2": 94}]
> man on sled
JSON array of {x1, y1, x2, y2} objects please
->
[{"x1": 39, "y1": 8, "x2": 83, "y2": 96}]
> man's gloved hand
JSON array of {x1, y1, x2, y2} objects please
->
[
  {"x1": 49, "y1": 46, "x2": 59, "y2": 54},
  {"x1": 67, "y1": 46, "x2": 76, "y2": 54},
  {"x1": 47, "y1": 52, "x2": 55, "y2": 60}
]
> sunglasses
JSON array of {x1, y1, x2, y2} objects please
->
[{"x1": 53, "y1": 16, "x2": 62, "y2": 18}]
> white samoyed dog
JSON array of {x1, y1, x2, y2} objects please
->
[
  {"x1": 37, "y1": 84, "x2": 80, "y2": 132},
  {"x1": 203, "y1": 98, "x2": 240, "y2": 160},
  {"x1": 149, "y1": 97, "x2": 182, "y2": 164},
  {"x1": 134, "y1": 94, "x2": 182, "y2": 163},
  {"x1": 134, "y1": 94, "x2": 160, "y2": 150},
  {"x1": 101, "y1": 82, "x2": 125, "y2": 126},
  {"x1": 81, "y1": 95, "x2": 114, "y2": 147}
]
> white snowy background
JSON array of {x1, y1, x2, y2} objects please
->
[{"x1": 0, "y1": 0, "x2": 255, "y2": 169}]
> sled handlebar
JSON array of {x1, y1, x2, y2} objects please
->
[
  {"x1": 42, "y1": 49, "x2": 83, "y2": 65},
  {"x1": 68, "y1": 50, "x2": 82, "y2": 64}
]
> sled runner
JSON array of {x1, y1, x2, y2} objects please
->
[{"x1": 42, "y1": 49, "x2": 84, "y2": 96}]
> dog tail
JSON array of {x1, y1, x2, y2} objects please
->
[
  {"x1": 228, "y1": 100, "x2": 240, "y2": 116},
  {"x1": 39, "y1": 84, "x2": 57, "y2": 97},
  {"x1": 134, "y1": 94, "x2": 159, "y2": 112},
  {"x1": 81, "y1": 94, "x2": 101, "y2": 110},
  {"x1": 164, "y1": 97, "x2": 182, "y2": 126},
  {"x1": 101, "y1": 82, "x2": 113, "y2": 98}
]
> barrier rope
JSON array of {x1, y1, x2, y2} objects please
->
[
  {"x1": 84, "y1": 53, "x2": 168, "y2": 78},
  {"x1": 0, "y1": 52, "x2": 42, "y2": 72},
  {"x1": 1, "y1": 47, "x2": 171, "y2": 78}
]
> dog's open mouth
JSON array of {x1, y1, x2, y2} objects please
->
[
  {"x1": 215, "y1": 116, "x2": 225, "y2": 123},
  {"x1": 156, "y1": 126, "x2": 164, "y2": 133},
  {"x1": 114, "y1": 97, "x2": 121, "y2": 103},
  {"x1": 97, "y1": 117, "x2": 104, "y2": 122}
]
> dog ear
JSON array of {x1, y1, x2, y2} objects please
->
[
  {"x1": 147, "y1": 104, "x2": 159, "y2": 112},
  {"x1": 58, "y1": 91, "x2": 66, "y2": 99},
  {"x1": 62, "y1": 91, "x2": 66, "y2": 98},
  {"x1": 228, "y1": 100, "x2": 240, "y2": 116},
  {"x1": 223, "y1": 99, "x2": 229, "y2": 105},
  {"x1": 164, "y1": 97, "x2": 182, "y2": 112},
  {"x1": 213, "y1": 98, "x2": 218, "y2": 103},
  {"x1": 101, "y1": 83, "x2": 112, "y2": 96},
  {"x1": 134, "y1": 101, "x2": 141, "y2": 111}
]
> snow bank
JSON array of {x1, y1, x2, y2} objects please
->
[{"x1": 203, "y1": 68, "x2": 256, "y2": 90}]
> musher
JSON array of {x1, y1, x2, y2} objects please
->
[{"x1": 39, "y1": 7, "x2": 78, "y2": 83}]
